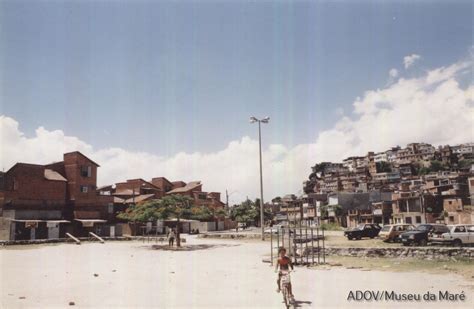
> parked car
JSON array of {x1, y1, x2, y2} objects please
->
[
  {"x1": 399, "y1": 224, "x2": 449, "y2": 246},
  {"x1": 379, "y1": 224, "x2": 415, "y2": 242},
  {"x1": 344, "y1": 223, "x2": 381, "y2": 240},
  {"x1": 434, "y1": 224, "x2": 474, "y2": 247}
]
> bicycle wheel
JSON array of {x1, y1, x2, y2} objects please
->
[{"x1": 282, "y1": 287, "x2": 289, "y2": 309}]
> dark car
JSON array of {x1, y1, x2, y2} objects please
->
[
  {"x1": 344, "y1": 224, "x2": 381, "y2": 240},
  {"x1": 399, "y1": 224, "x2": 449, "y2": 246}
]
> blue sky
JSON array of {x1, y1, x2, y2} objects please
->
[{"x1": 0, "y1": 0, "x2": 472, "y2": 157}]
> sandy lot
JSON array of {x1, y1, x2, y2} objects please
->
[{"x1": 1, "y1": 236, "x2": 472, "y2": 309}]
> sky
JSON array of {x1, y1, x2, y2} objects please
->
[{"x1": 0, "y1": 0, "x2": 473, "y2": 203}]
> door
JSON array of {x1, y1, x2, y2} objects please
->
[
  {"x1": 48, "y1": 226, "x2": 60, "y2": 239},
  {"x1": 468, "y1": 225, "x2": 474, "y2": 244},
  {"x1": 47, "y1": 222, "x2": 60, "y2": 239},
  {"x1": 110, "y1": 226, "x2": 115, "y2": 237},
  {"x1": 453, "y1": 226, "x2": 468, "y2": 243}
]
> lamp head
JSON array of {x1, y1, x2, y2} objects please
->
[
  {"x1": 261, "y1": 116, "x2": 270, "y2": 123},
  {"x1": 249, "y1": 116, "x2": 258, "y2": 123}
]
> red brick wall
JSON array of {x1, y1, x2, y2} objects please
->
[
  {"x1": 63, "y1": 152, "x2": 98, "y2": 201},
  {"x1": 4, "y1": 164, "x2": 66, "y2": 203},
  {"x1": 151, "y1": 177, "x2": 174, "y2": 192},
  {"x1": 171, "y1": 181, "x2": 186, "y2": 189}
]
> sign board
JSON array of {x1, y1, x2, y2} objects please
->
[
  {"x1": 25, "y1": 222, "x2": 38, "y2": 229},
  {"x1": 82, "y1": 221, "x2": 94, "y2": 227},
  {"x1": 373, "y1": 209, "x2": 383, "y2": 216}
]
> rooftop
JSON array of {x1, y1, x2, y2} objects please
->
[{"x1": 167, "y1": 181, "x2": 201, "y2": 194}]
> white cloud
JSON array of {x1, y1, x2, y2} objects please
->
[
  {"x1": 389, "y1": 68, "x2": 398, "y2": 78},
  {"x1": 1, "y1": 57, "x2": 472, "y2": 203},
  {"x1": 404, "y1": 54, "x2": 421, "y2": 69}
]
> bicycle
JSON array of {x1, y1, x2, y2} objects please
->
[{"x1": 280, "y1": 270, "x2": 295, "y2": 309}]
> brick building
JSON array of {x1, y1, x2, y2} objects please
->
[
  {"x1": 166, "y1": 181, "x2": 225, "y2": 208},
  {"x1": 0, "y1": 151, "x2": 115, "y2": 240}
]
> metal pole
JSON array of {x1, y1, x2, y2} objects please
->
[
  {"x1": 317, "y1": 227, "x2": 320, "y2": 264},
  {"x1": 258, "y1": 121, "x2": 265, "y2": 240},
  {"x1": 305, "y1": 224, "x2": 308, "y2": 265},
  {"x1": 288, "y1": 227, "x2": 292, "y2": 262},
  {"x1": 299, "y1": 215, "x2": 302, "y2": 265},
  {"x1": 282, "y1": 228, "x2": 285, "y2": 249},
  {"x1": 277, "y1": 228, "x2": 280, "y2": 255},
  {"x1": 322, "y1": 227, "x2": 326, "y2": 264},
  {"x1": 291, "y1": 228, "x2": 295, "y2": 264},
  {"x1": 270, "y1": 228, "x2": 273, "y2": 266},
  {"x1": 311, "y1": 227, "x2": 314, "y2": 265}
]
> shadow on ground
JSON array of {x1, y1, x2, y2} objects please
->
[
  {"x1": 147, "y1": 243, "x2": 240, "y2": 251},
  {"x1": 293, "y1": 300, "x2": 312, "y2": 307}
]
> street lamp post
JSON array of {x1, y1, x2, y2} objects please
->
[{"x1": 250, "y1": 116, "x2": 270, "y2": 240}]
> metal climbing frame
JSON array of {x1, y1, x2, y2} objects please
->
[{"x1": 270, "y1": 223, "x2": 326, "y2": 266}]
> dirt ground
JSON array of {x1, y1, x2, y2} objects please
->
[{"x1": 1, "y1": 235, "x2": 473, "y2": 308}]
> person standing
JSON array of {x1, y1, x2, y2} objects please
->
[{"x1": 168, "y1": 229, "x2": 176, "y2": 247}]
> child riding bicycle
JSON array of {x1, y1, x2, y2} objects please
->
[{"x1": 275, "y1": 247, "x2": 295, "y2": 300}]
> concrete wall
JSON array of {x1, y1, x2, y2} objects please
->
[
  {"x1": 190, "y1": 221, "x2": 216, "y2": 232},
  {"x1": 217, "y1": 221, "x2": 224, "y2": 231},
  {"x1": 319, "y1": 247, "x2": 474, "y2": 260},
  {"x1": 0, "y1": 217, "x2": 11, "y2": 240}
]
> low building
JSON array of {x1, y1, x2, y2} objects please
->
[
  {"x1": 391, "y1": 190, "x2": 426, "y2": 225},
  {"x1": 166, "y1": 181, "x2": 225, "y2": 209},
  {"x1": 442, "y1": 198, "x2": 472, "y2": 224}
]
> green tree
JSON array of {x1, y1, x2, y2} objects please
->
[
  {"x1": 271, "y1": 196, "x2": 282, "y2": 203},
  {"x1": 311, "y1": 162, "x2": 330, "y2": 177},
  {"x1": 429, "y1": 160, "x2": 445, "y2": 172},
  {"x1": 376, "y1": 161, "x2": 392, "y2": 173},
  {"x1": 118, "y1": 195, "x2": 194, "y2": 247},
  {"x1": 458, "y1": 159, "x2": 474, "y2": 169},
  {"x1": 191, "y1": 206, "x2": 227, "y2": 224},
  {"x1": 254, "y1": 198, "x2": 273, "y2": 225},
  {"x1": 230, "y1": 199, "x2": 258, "y2": 227}
]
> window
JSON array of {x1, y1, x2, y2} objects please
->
[
  {"x1": 436, "y1": 226, "x2": 449, "y2": 233},
  {"x1": 108, "y1": 203, "x2": 114, "y2": 214},
  {"x1": 449, "y1": 216, "x2": 454, "y2": 223},
  {"x1": 415, "y1": 216, "x2": 422, "y2": 224},
  {"x1": 198, "y1": 193, "x2": 207, "y2": 200},
  {"x1": 454, "y1": 226, "x2": 466, "y2": 233},
  {"x1": 81, "y1": 165, "x2": 92, "y2": 177},
  {"x1": 80, "y1": 185, "x2": 88, "y2": 193},
  {"x1": 405, "y1": 217, "x2": 412, "y2": 224}
]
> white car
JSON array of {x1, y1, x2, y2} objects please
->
[{"x1": 439, "y1": 224, "x2": 474, "y2": 246}]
